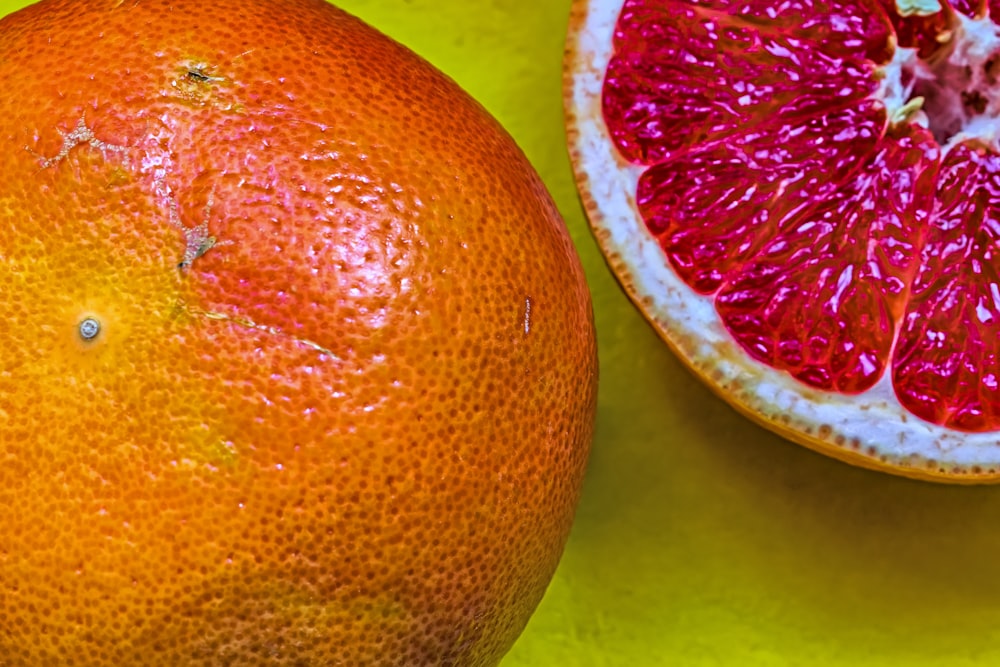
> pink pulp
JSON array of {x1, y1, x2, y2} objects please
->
[{"x1": 603, "y1": 0, "x2": 1000, "y2": 431}]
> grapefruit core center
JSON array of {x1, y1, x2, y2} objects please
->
[{"x1": 883, "y1": 6, "x2": 1000, "y2": 147}]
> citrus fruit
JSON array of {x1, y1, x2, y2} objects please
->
[
  {"x1": 0, "y1": 0, "x2": 598, "y2": 663},
  {"x1": 565, "y1": 0, "x2": 1000, "y2": 481}
]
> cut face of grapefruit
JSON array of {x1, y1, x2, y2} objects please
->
[{"x1": 566, "y1": 0, "x2": 1000, "y2": 481}]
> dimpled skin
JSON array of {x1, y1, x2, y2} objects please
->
[{"x1": 0, "y1": 0, "x2": 597, "y2": 664}]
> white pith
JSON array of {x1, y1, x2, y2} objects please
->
[{"x1": 565, "y1": 0, "x2": 1000, "y2": 477}]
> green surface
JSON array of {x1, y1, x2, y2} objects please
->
[{"x1": 6, "y1": 0, "x2": 1000, "y2": 665}]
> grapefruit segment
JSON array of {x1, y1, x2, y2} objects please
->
[
  {"x1": 637, "y1": 100, "x2": 887, "y2": 294},
  {"x1": 893, "y1": 141, "x2": 1000, "y2": 430},
  {"x1": 716, "y1": 124, "x2": 940, "y2": 393},
  {"x1": 631, "y1": 0, "x2": 894, "y2": 60},
  {"x1": 603, "y1": 0, "x2": 884, "y2": 163}
]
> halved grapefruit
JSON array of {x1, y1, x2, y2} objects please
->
[{"x1": 566, "y1": 0, "x2": 1000, "y2": 481}]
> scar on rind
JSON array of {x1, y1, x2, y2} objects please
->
[
  {"x1": 174, "y1": 185, "x2": 233, "y2": 269},
  {"x1": 191, "y1": 305, "x2": 341, "y2": 360},
  {"x1": 32, "y1": 115, "x2": 231, "y2": 270},
  {"x1": 31, "y1": 115, "x2": 131, "y2": 170}
]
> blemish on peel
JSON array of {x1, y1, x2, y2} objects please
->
[
  {"x1": 186, "y1": 69, "x2": 213, "y2": 83},
  {"x1": 522, "y1": 297, "x2": 532, "y2": 335},
  {"x1": 177, "y1": 231, "x2": 217, "y2": 269},
  {"x1": 192, "y1": 306, "x2": 341, "y2": 360},
  {"x1": 78, "y1": 317, "x2": 101, "y2": 341},
  {"x1": 170, "y1": 62, "x2": 242, "y2": 111},
  {"x1": 173, "y1": 185, "x2": 232, "y2": 270},
  {"x1": 31, "y1": 115, "x2": 131, "y2": 170},
  {"x1": 180, "y1": 62, "x2": 225, "y2": 85}
]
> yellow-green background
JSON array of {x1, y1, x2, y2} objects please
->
[{"x1": 6, "y1": 0, "x2": 1000, "y2": 664}]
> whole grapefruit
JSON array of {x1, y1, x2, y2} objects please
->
[{"x1": 0, "y1": 0, "x2": 597, "y2": 664}]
